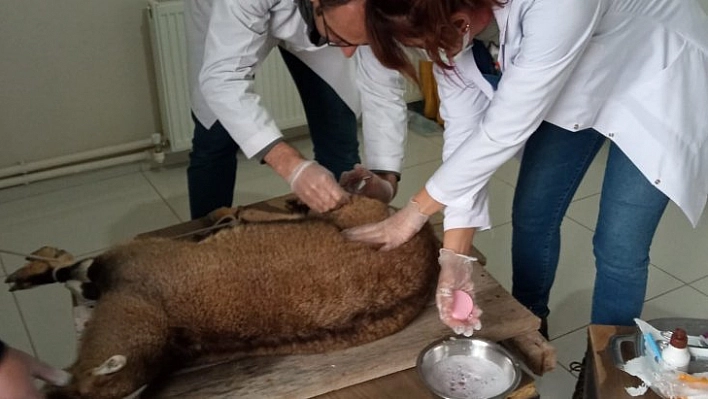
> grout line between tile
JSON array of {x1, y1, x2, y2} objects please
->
[
  {"x1": 10, "y1": 292, "x2": 39, "y2": 358},
  {"x1": 139, "y1": 170, "x2": 186, "y2": 223},
  {"x1": 570, "y1": 192, "x2": 602, "y2": 203},
  {"x1": 491, "y1": 174, "x2": 516, "y2": 190},
  {"x1": 490, "y1": 220, "x2": 513, "y2": 230},
  {"x1": 0, "y1": 165, "x2": 143, "y2": 207},
  {"x1": 644, "y1": 282, "x2": 688, "y2": 302},
  {"x1": 563, "y1": 215, "x2": 597, "y2": 234},
  {"x1": 550, "y1": 323, "x2": 589, "y2": 343},
  {"x1": 650, "y1": 261, "x2": 699, "y2": 285},
  {"x1": 686, "y1": 284, "x2": 708, "y2": 298}
]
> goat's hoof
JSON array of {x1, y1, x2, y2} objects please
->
[
  {"x1": 4, "y1": 247, "x2": 74, "y2": 291},
  {"x1": 5, "y1": 262, "x2": 55, "y2": 291}
]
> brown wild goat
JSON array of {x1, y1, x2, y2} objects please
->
[{"x1": 5, "y1": 195, "x2": 440, "y2": 399}]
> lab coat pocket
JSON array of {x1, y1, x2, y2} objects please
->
[{"x1": 624, "y1": 42, "x2": 704, "y2": 147}]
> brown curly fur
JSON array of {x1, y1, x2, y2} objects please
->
[{"x1": 19, "y1": 195, "x2": 440, "y2": 399}]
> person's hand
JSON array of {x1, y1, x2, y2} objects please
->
[
  {"x1": 436, "y1": 248, "x2": 483, "y2": 336},
  {"x1": 0, "y1": 346, "x2": 71, "y2": 399},
  {"x1": 287, "y1": 160, "x2": 350, "y2": 213},
  {"x1": 342, "y1": 199, "x2": 429, "y2": 250},
  {"x1": 339, "y1": 164, "x2": 395, "y2": 204}
]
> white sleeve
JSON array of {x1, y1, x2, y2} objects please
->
[
  {"x1": 356, "y1": 47, "x2": 408, "y2": 173},
  {"x1": 435, "y1": 56, "x2": 493, "y2": 230},
  {"x1": 199, "y1": 0, "x2": 282, "y2": 158},
  {"x1": 426, "y1": 0, "x2": 603, "y2": 209}
]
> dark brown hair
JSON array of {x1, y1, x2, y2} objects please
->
[{"x1": 365, "y1": 0, "x2": 504, "y2": 81}]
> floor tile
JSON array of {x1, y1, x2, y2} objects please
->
[
  {"x1": 143, "y1": 163, "x2": 191, "y2": 221},
  {"x1": 573, "y1": 142, "x2": 608, "y2": 201},
  {"x1": 692, "y1": 276, "x2": 708, "y2": 295},
  {"x1": 0, "y1": 163, "x2": 144, "y2": 205},
  {"x1": 406, "y1": 110, "x2": 443, "y2": 138},
  {"x1": 13, "y1": 284, "x2": 77, "y2": 368},
  {"x1": 544, "y1": 219, "x2": 597, "y2": 339},
  {"x1": 649, "y1": 202, "x2": 708, "y2": 283},
  {"x1": 551, "y1": 328, "x2": 589, "y2": 371},
  {"x1": 645, "y1": 265, "x2": 685, "y2": 300},
  {"x1": 641, "y1": 286, "x2": 708, "y2": 320},
  {"x1": 487, "y1": 177, "x2": 515, "y2": 227},
  {"x1": 492, "y1": 158, "x2": 521, "y2": 188},
  {"x1": 566, "y1": 194, "x2": 600, "y2": 231},
  {"x1": 0, "y1": 289, "x2": 35, "y2": 356},
  {"x1": 401, "y1": 133, "x2": 443, "y2": 169},
  {"x1": 0, "y1": 173, "x2": 181, "y2": 275},
  {"x1": 142, "y1": 163, "x2": 189, "y2": 201},
  {"x1": 533, "y1": 366, "x2": 579, "y2": 399},
  {"x1": 234, "y1": 167, "x2": 293, "y2": 206},
  {"x1": 390, "y1": 160, "x2": 442, "y2": 209}
]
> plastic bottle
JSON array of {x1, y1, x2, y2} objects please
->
[{"x1": 662, "y1": 328, "x2": 691, "y2": 372}]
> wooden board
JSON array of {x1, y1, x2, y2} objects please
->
[{"x1": 142, "y1": 265, "x2": 539, "y2": 398}]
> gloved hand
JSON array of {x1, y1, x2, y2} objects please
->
[
  {"x1": 339, "y1": 164, "x2": 395, "y2": 204},
  {"x1": 342, "y1": 199, "x2": 429, "y2": 251},
  {"x1": 0, "y1": 345, "x2": 71, "y2": 399},
  {"x1": 287, "y1": 160, "x2": 350, "y2": 213},
  {"x1": 436, "y1": 248, "x2": 483, "y2": 336}
]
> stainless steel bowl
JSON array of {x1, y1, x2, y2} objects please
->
[{"x1": 417, "y1": 337, "x2": 521, "y2": 399}]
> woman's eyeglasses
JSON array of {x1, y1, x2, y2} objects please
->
[{"x1": 317, "y1": 7, "x2": 356, "y2": 47}]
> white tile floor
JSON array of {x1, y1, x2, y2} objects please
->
[{"x1": 1, "y1": 116, "x2": 707, "y2": 398}]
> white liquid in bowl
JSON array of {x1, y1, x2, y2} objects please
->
[{"x1": 428, "y1": 355, "x2": 512, "y2": 399}]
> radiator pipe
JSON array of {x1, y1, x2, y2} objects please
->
[
  {"x1": 0, "y1": 152, "x2": 154, "y2": 190},
  {"x1": 0, "y1": 138, "x2": 156, "y2": 180}
]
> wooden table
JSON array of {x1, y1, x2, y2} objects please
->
[
  {"x1": 315, "y1": 367, "x2": 539, "y2": 399},
  {"x1": 134, "y1": 195, "x2": 543, "y2": 398}
]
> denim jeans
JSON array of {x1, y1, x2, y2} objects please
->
[
  {"x1": 511, "y1": 122, "x2": 669, "y2": 326},
  {"x1": 187, "y1": 47, "x2": 360, "y2": 219}
]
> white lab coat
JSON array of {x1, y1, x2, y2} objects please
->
[
  {"x1": 184, "y1": 0, "x2": 408, "y2": 173},
  {"x1": 427, "y1": 0, "x2": 708, "y2": 229}
]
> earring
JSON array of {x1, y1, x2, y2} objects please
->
[{"x1": 462, "y1": 23, "x2": 471, "y2": 33}]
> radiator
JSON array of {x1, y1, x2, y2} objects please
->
[{"x1": 147, "y1": 0, "x2": 420, "y2": 153}]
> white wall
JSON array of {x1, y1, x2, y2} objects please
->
[
  {"x1": 0, "y1": 0, "x2": 161, "y2": 169},
  {"x1": 1, "y1": 0, "x2": 707, "y2": 170}
]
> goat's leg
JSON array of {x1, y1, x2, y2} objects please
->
[
  {"x1": 4, "y1": 247, "x2": 80, "y2": 290},
  {"x1": 46, "y1": 292, "x2": 172, "y2": 399},
  {"x1": 5, "y1": 249, "x2": 101, "y2": 302}
]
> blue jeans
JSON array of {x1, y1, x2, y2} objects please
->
[
  {"x1": 187, "y1": 47, "x2": 360, "y2": 219},
  {"x1": 511, "y1": 122, "x2": 669, "y2": 326}
]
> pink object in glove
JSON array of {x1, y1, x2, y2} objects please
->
[{"x1": 451, "y1": 290, "x2": 474, "y2": 320}]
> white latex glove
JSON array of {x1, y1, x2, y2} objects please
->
[
  {"x1": 287, "y1": 160, "x2": 350, "y2": 213},
  {"x1": 436, "y1": 248, "x2": 483, "y2": 337},
  {"x1": 339, "y1": 164, "x2": 395, "y2": 204},
  {"x1": 0, "y1": 346, "x2": 71, "y2": 399},
  {"x1": 342, "y1": 199, "x2": 429, "y2": 251}
]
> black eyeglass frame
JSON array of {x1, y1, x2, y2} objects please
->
[{"x1": 316, "y1": 7, "x2": 356, "y2": 48}]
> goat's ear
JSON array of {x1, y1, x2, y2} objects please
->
[{"x1": 91, "y1": 355, "x2": 127, "y2": 376}]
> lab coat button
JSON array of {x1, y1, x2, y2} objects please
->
[
  {"x1": 573, "y1": 123, "x2": 580, "y2": 130},
  {"x1": 608, "y1": 132, "x2": 615, "y2": 138},
  {"x1": 654, "y1": 179, "x2": 661, "y2": 185}
]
